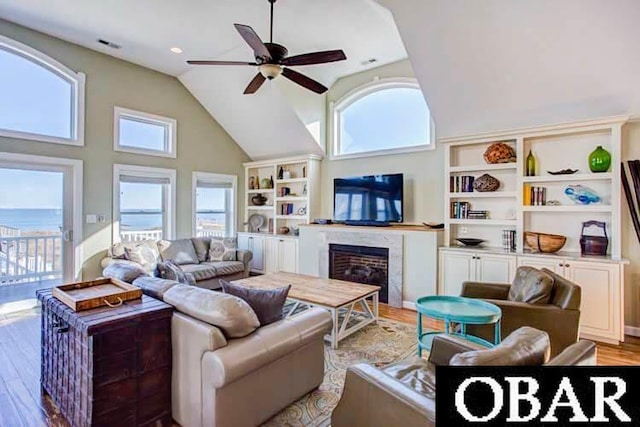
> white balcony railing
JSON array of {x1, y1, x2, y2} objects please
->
[
  {"x1": 0, "y1": 234, "x2": 62, "y2": 284},
  {"x1": 120, "y1": 230, "x2": 163, "y2": 242},
  {"x1": 197, "y1": 229, "x2": 226, "y2": 238}
]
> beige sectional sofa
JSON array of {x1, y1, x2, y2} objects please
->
[
  {"x1": 134, "y1": 278, "x2": 332, "y2": 427},
  {"x1": 101, "y1": 236, "x2": 252, "y2": 289}
]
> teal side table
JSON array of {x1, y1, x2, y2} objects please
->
[{"x1": 415, "y1": 295, "x2": 502, "y2": 357}]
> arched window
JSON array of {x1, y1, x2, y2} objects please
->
[
  {"x1": 331, "y1": 78, "x2": 433, "y2": 159},
  {"x1": 0, "y1": 35, "x2": 85, "y2": 145}
]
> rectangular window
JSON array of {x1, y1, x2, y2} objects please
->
[
  {"x1": 113, "y1": 165, "x2": 176, "y2": 242},
  {"x1": 193, "y1": 172, "x2": 237, "y2": 238},
  {"x1": 114, "y1": 107, "x2": 177, "y2": 158}
]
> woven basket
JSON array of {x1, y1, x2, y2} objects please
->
[{"x1": 524, "y1": 232, "x2": 567, "y2": 253}]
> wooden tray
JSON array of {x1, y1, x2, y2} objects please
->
[{"x1": 52, "y1": 278, "x2": 142, "y2": 311}]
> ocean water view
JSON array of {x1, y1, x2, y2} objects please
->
[
  {"x1": 0, "y1": 208, "x2": 62, "y2": 233},
  {"x1": 0, "y1": 208, "x2": 227, "y2": 234}
]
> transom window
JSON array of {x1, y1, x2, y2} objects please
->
[
  {"x1": 192, "y1": 172, "x2": 237, "y2": 238},
  {"x1": 0, "y1": 35, "x2": 85, "y2": 145},
  {"x1": 114, "y1": 107, "x2": 177, "y2": 158},
  {"x1": 331, "y1": 78, "x2": 433, "y2": 159}
]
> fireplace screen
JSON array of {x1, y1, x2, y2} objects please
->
[{"x1": 329, "y1": 244, "x2": 389, "y2": 303}]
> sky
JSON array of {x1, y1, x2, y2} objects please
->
[
  {"x1": 0, "y1": 168, "x2": 63, "y2": 209},
  {"x1": 341, "y1": 87, "x2": 430, "y2": 154}
]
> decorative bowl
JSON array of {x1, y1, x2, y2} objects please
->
[
  {"x1": 483, "y1": 142, "x2": 516, "y2": 164},
  {"x1": 548, "y1": 169, "x2": 578, "y2": 175},
  {"x1": 456, "y1": 238, "x2": 485, "y2": 247},
  {"x1": 473, "y1": 174, "x2": 500, "y2": 192},
  {"x1": 524, "y1": 232, "x2": 566, "y2": 253}
]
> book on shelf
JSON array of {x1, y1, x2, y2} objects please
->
[
  {"x1": 280, "y1": 203, "x2": 295, "y2": 215},
  {"x1": 525, "y1": 186, "x2": 547, "y2": 206},
  {"x1": 450, "y1": 202, "x2": 489, "y2": 219},
  {"x1": 450, "y1": 175, "x2": 475, "y2": 193}
]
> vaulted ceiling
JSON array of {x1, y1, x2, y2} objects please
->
[
  {"x1": 2, "y1": 0, "x2": 640, "y2": 158},
  {"x1": 379, "y1": 0, "x2": 640, "y2": 137},
  {"x1": 0, "y1": 0, "x2": 406, "y2": 159}
]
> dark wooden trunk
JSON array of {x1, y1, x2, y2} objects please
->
[{"x1": 37, "y1": 289, "x2": 173, "y2": 427}]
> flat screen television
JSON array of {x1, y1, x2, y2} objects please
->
[{"x1": 334, "y1": 173, "x2": 404, "y2": 223}]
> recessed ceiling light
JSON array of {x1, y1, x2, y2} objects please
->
[
  {"x1": 170, "y1": 47, "x2": 183, "y2": 54},
  {"x1": 97, "y1": 38, "x2": 121, "y2": 49},
  {"x1": 360, "y1": 58, "x2": 378, "y2": 66}
]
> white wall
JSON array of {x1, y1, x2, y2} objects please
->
[{"x1": 321, "y1": 59, "x2": 445, "y2": 224}]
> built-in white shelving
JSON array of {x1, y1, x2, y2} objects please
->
[{"x1": 522, "y1": 173, "x2": 612, "y2": 183}]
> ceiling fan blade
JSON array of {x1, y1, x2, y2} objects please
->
[
  {"x1": 281, "y1": 50, "x2": 347, "y2": 66},
  {"x1": 187, "y1": 60, "x2": 257, "y2": 66},
  {"x1": 244, "y1": 73, "x2": 267, "y2": 94},
  {"x1": 234, "y1": 24, "x2": 272, "y2": 60},
  {"x1": 281, "y1": 68, "x2": 328, "y2": 94}
]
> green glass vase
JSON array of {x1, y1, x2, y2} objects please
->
[{"x1": 589, "y1": 145, "x2": 611, "y2": 173}]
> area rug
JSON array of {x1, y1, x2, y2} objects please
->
[{"x1": 263, "y1": 318, "x2": 420, "y2": 427}]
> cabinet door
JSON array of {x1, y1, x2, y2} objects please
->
[
  {"x1": 439, "y1": 251, "x2": 474, "y2": 296},
  {"x1": 265, "y1": 237, "x2": 280, "y2": 273},
  {"x1": 245, "y1": 235, "x2": 265, "y2": 273},
  {"x1": 278, "y1": 239, "x2": 298, "y2": 273},
  {"x1": 476, "y1": 254, "x2": 516, "y2": 284},
  {"x1": 565, "y1": 261, "x2": 621, "y2": 341},
  {"x1": 517, "y1": 256, "x2": 564, "y2": 275}
]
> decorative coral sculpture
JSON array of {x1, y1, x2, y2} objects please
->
[{"x1": 564, "y1": 185, "x2": 601, "y2": 205}]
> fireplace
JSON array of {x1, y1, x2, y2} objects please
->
[{"x1": 329, "y1": 244, "x2": 389, "y2": 303}]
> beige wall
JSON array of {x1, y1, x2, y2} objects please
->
[
  {"x1": 0, "y1": 19, "x2": 250, "y2": 279},
  {"x1": 324, "y1": 59, "x2": 640, "y2": 329},
  {"x1": 321, "y1": 59, "x2": 445, "y2": 223}
]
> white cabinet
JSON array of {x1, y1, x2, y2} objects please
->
[
  {"x1": 439, "y1": 249, "x2": 516, "y2": 296},
  {"x1": 265, "y1": 237, "x2": 298, "y2": 274},
  {"x1": 565, "y1": 261, "x2": 621, "y2": 343},
  {"x1": 516, "y1": 256, "x2": 564, "y2": 275},
  {"x1": 506, "y1": 254, "x2": 624, "y2": 343},
  {"x1": 237, "y1": 233, "x2": 266, "y2": 273}
]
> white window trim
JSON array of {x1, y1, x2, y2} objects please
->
[
  {"x1": 113, "y1": 164, "x2": 177, "y2": 243},
  {"x1": 113, "y1": 107, "x2": 177, "y2": 158},
  {"x1": 0, "y1": 152, "x2": 83, "y2": 281},
  {"x1": 0, "y1": 34, "x2": 85, "y2": 146},
  {"x1": 192, "y1": 172, "x2": 238, "y2": 237},
  {"x1": 329, "y1": 77, "x2": 435, "y2": 160}
]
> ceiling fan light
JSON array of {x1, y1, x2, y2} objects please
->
[{"x1": 259, "y1": 64, "x2": 283, "y2": 80}]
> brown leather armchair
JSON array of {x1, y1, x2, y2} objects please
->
[
  {"x1": 461, "y1": 267, "x2": 581, "y2": 357},
  {"x1": 331, "y1": 327, "x2": 596, "y2": 427}
]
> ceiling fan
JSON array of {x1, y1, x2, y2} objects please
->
[{"x1": 187, "y1": 0, "x2": 347, "y2": 95}]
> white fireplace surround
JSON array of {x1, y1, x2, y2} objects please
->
[{"x1": 319, "y1": 231, "x2": 403, "y2": 308}]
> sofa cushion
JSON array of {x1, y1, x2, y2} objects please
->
[
  {"x1": 124, "y1": 244, "x2": 159, "y2": 273},
  {"x1": 221, "y1": 280, "x2": 291, "y2": 326},
  {"x1": 163, "y1": 284, "x2": 260, "y2": 338},
  {"x1": 508, "y1": 266, "x2": 554, "y2": 304},
  {"x1": 156, "y1": 260, "x2": 195, "y2": 285},
  {"x1": 103, "y1": 262, "x2": 148, "y2": 283},
  {"x1": 450, "y1": 326, "x2": 551, "y2": 366},
  {"x1": 203, "y1": 261, "x2": 245, "y2": 276},
  {"x1": 133, "y1": 276, "x2": 179, "y2": 300},
  {"x1": 109, "y1": 240, "x2": 159, "y2": 261},
  {"x1": 181, "y1": 263, "x2": 218, "y2": 281},
  {"x1": 191, "y1": 237, "x2": 212, "y2": 262},
  {"x1": 208, "y1": 237, "x2": 237, "y2": 262},
  {"x1": 157, "y1": 239, "x2": 199, "y2": 265}
]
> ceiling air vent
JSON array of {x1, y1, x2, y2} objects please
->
[{"x1": 97, "y1": 39, "x2": 121, "y2": 49}]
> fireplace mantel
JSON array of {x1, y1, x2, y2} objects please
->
[{"x1": 298, "y1": 225, "x2": 443, "y2": 309}]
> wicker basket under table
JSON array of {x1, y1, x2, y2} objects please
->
[{"x1": 37, "y1": 289, "x2": 173, "y2": 427}]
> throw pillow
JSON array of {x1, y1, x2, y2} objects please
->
[
  {"x1": 221, "y1": 280, "x2": 291, "y2": 326},
  {"x1": 508, "y1": 266, "x2": 555, "y2": 304},
  {"x1": 208, "y1": 237, "x2": 237, "y2": 262},
  {"x1": 156, "y1": 260, "x2": 195, "y2": 285},
  {"x1": 124, "y1": 245, "x2": 157, "y2": 272},
  {"x1": 157, "y1": 239, "x2": 199, "y2": 265},
  {"x1": 103, "y1": 262, "x2": 148, "y2": 283},
  {"x1": 191, "y1": 237, "x2": 212, "y2": 262},
  {"x1": 163, "y1": 284, "x2": 260, "y2": 338}
]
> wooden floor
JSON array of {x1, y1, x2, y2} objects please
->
[{"x1": 0, "y1": 303, "x2": 638, "y2": 426}]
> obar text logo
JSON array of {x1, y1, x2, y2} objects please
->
[{"x1": 437, "y1": 367, "x2": 640, "y2": 425}]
